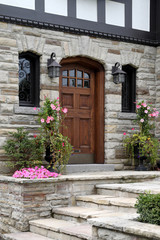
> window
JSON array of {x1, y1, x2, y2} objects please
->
[
  {"x1": 76, "y1": 0, "x2": 97, "y2": 22},
  {"x1": 19, "y1": 52, "x2": 40, "y2": 107},
  {"x1": 45, "y1": 0, "x2": 67, "y2": 16},
  {"x1": 122, "y1": 65, "x2": 136, "y2": 113},
  {"x1": 132, "y1": 0, "x2": 150, "y2": 31},
  {"x1": 0, "y1": 0, "x2": 35, "y2": 9},
  {"x1": 62, "y1": 69, "x2": 90, "y2": 88},
  {"x1": 105, "y1": 0, "x2": 125, "y2": 27}
]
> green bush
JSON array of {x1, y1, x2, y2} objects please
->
[
  {"x1": 3, "y1": 128, "x2": 44, "y2": 169},
  {"x1": 135, "y1": 192, "x2": 160, "y2": 225}
]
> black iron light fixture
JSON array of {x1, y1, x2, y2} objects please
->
[
  {"x1": 112, "y1": 62, "x2": 126, "y2": 84},
  {"x1": 47, "y1": 52, "x2": 61, "y2": 78}
]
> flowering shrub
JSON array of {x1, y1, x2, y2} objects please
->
[
  {"x1": 37, "y1": 97, "x2": 67, "y2": 137},
  {"x1": 12, "y1": 166, "x2": 60, "y2": 179},
  {"x1": 123, "y1": 101, "x2": 160, "y2": 169},
  {"x1": 37, "y1": 97, "x2": 73, "y2": 173},
  {"x1": 135, "y1": 101, "x2": 159, "y2": 135}
]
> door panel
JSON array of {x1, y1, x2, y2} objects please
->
[{"x1": 60, "y1": 64, "x2": 95, "y2": 163}]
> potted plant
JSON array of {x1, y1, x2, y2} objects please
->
[
  {"x1": 123, "y1": 101, "x2": 160, "y2": 170},
  {"x1": 37, "y1": 97, "x2": 73, "y2": 173}
]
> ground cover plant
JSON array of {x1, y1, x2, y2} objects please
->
[
  {"x1": 135, "y1": 192, "x2": 160, "y2": 225},
  {"x1": 13, "y1": 166, "x2": 60, "y2": 179}
]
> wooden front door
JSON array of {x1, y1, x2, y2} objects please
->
[{"x1": 60, "y1": 64, "x2": 95, "y2": 163}]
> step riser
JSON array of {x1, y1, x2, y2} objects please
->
[
  {"x1": 96, "y1": 189, "x2": 139, "y2": 198},
  {"x1": 76, "y1": 201, "x2": 136, "y2": 214},
  {"x1": 53, "y1": 213, "x2": 86, "y2": 223},
  {"x1": 30, "y1": 225, "x2": 90, "y2": 240},
  {"x1": 92, "y1": 226, "x2": 149, "y2": 240}
]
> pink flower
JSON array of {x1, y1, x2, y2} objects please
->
[
  {"x1": 131, "y1": 128, "x2": 135, "y2": 130},
  {"x1": 155, "y1": 111, "x2": 159, "y2": 116},
  {"x1": 41, "y1": 118, "x2": 45, "y2": 123},
  {"x1": 123, "y1": 132, "x2": 126, "y2": 135},
  {"x1": 46, "y1": 119, "x2": 50, "y2": 124},
  {"x1": 56, "y1": 107, "x2": 60, "y2": 111},
  {"x1": 144, "y1": 110, "x2": 148, "y2": 114},
  {"x1": 62, "y1": 108, "x2": 68, "y2": 114},
  {"x1": 136, "y1": 105, "x2": 141, "y2": 109},
  {"x1": 147, "y1": 106, "x2": 150, "y2": 110},
  {"x1": 33, "y1": 135, "x2": 37, "y2": 138},
  {"x1": 57, "y1": 97, "x2": 59, "y2": 100},
  {"x1": 149, "y1": 114, "x2": 152, "y2": 117},
  {"x1": 12, "y1": 166, "x2": 60, "y2": 179},
  {"x1": 33, "y1": 107, "x2": 37, "y2": 110},
  {"x1": 140, "y1": 119, "x2": 144, "y2": 122},
  {"x1": 50, "y1": 116, "x2": 54, "y2": 121},
  {"x1": 51, "y1": 104, "x2": 56, "y2": 110},
  {"x1": 141, "y1": 103, "x2": 147, "y2": 107},
  {"x1": 62, "y1": 142, "x2": 65, "y2": 147}
]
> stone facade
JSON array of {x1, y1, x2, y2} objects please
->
[{"x1": 0, "y1": 22, "x2": 158, "y2": 172}]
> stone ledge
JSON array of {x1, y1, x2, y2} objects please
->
[
  {"x1": 14, "y1": 105, "x2": 40, "y2": 115},
  {"x1": 117, "y1": 112, "x2": 136, "y2": 120},
  {"x1": 0, "y1": 171, "x2": 160, "y2": 183}
]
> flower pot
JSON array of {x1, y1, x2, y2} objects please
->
[
  {"x1": 45, "y1": 145, "x2": 57, "y2": 172},
  {"x1": 134, "y1": 145, "x2": 148, "y2": 171}
]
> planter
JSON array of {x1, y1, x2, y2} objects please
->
[
  {"x1": 45, "y1": 145, "x2": 56, "y2": 172},
  {"x1": 134, "y1": 145, "x2": 148, "y2": 171}
]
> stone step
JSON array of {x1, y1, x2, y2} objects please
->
[
  {"x1": 3, "y1": 232, "x2": 53, "y2": 240},
  {"x1": 76, "y1": 195, "x2": 137, "y2": 213},
  {"x1": 52, "y1": 206, "x2": 137, "y2": 223},
  {"x1": 29, "y1": 218, "x2": 92, "y2": 240},
  {"x1": 88, "y1": 215, "x2": 160, "y2": 240},
  {"x1": 64, "y1": 164, "x2": 114, "y2": 174},
  {"x1": 96, "y1": 180, "x2": 160, "y2": 198}
]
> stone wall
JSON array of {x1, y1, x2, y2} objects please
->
[
  {"x1": 0, "y1": 21, "x2": 158, "y2": 172},
  {"x1": 0, "y1": 175, "x2": 109, "y2": 233}
]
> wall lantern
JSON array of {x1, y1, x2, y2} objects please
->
[
  {"x1": 47, "y1": 52, "x2": 61, "y2": 78},
  {"x1": 112, "y1": 62, "x2": 126, "y2": 84}
]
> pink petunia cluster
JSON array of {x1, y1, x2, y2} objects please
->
[{"x1": 12, "y1": 166, "x2": 60, "y2": 179}]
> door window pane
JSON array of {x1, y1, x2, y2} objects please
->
[
  {"x1": 77, "y1": 70, "x2": 83, "y2": 78},
  {"x1": 69, "y1": 70, "x2": 75, "y2": 77},
  {"x1": 84, "y1": 80, "x2": 90, "y2": 88},
  {"x1": 70, "y1": 79, "x2": 76, "y2": 87},
  {"x1": 62, "y1": 70, "x2": 68, "y2": 77},
  {"x1": 62, "y1": 78, "x2": 68, "y2": 86},
  {"x1": 84, "y1": 72, "x2": 90, "y2": 79},
  {"x1": 77, "y1": 79, "x2": 83, "y2": 88}
]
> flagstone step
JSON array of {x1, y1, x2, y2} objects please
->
[
  {"x1": 76, "y1": 195, "x2": 137, "y2": 213},
  {"x1": 88, "y1": 215, "x2": 160, "y2": 240},
  {"x1": 29, "y1": 218, "x2": 92, "y2": 240},
  {"x1": 64, "y1": 164, "x2": 114, "y2": 174},
  {"x1": 96, "y1": 180, "x2": 160, "y2": 198},
  {"x1": 52, "y1": 206, "x2": 138, "y2": 223},
  {"x1": 3, "y1": 232, "x2": 53, "y2": 240}
]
